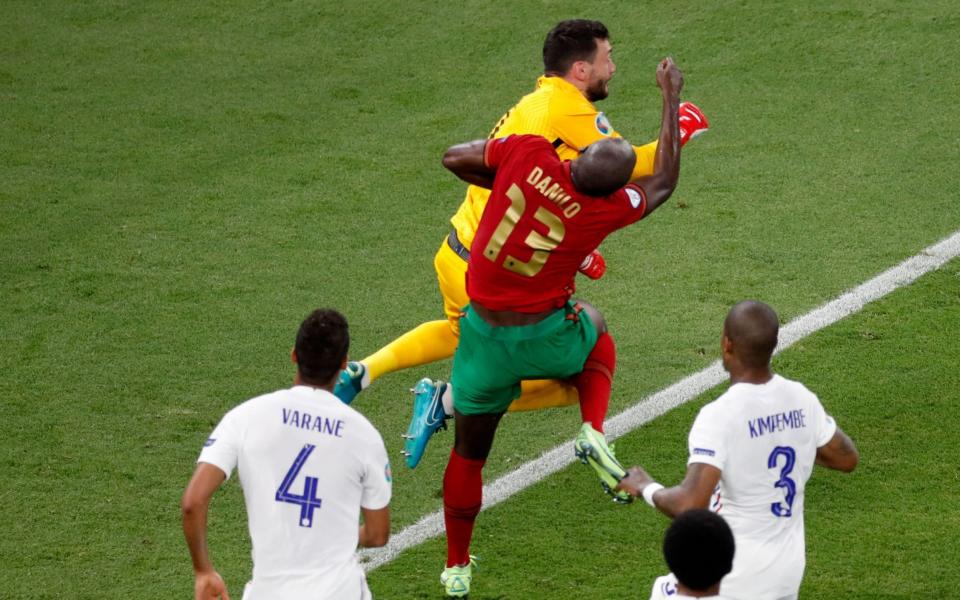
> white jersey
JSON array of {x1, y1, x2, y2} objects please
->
[
  {"x1": 198, "y1": 385, "x2": 392, "y2": 600},
  {"x1": 649, "y1": 574, "x2": 732, "y2": 599},
  {"x1": 687, "y1": 374, "x2": 836, "y2": 600}
]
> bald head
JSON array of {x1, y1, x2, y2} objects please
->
[
  {"x1": 570, "y1": 137, "x2": 636, "y2": 197},
  {"x1": 723, "y1": 300, "x2": 779, "y2": 369}
]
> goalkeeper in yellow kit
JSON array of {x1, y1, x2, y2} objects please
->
[{"x1": 334, "y1": 20, "x2": 709, "y2": 469}]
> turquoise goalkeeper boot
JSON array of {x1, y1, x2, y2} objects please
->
[
  {"x1": 333, "y1": 361, "x2": 365, "y2": 404},
  {"x1": 401, "y1": 378, "x2": 449, "y2": 469},
  {"x1": 574, "y1": 423, "x2": 633, "y2": 504}
]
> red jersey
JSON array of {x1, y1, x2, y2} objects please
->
[{"x1": 467, "y1": 134, "x2": 649, "y2": 312}]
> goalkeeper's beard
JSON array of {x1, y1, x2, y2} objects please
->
[{"x1": 586, "y1": 79, "x2": 610, "y2": 102}]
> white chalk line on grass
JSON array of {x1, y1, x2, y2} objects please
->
[{"x1": 361, "y1": 230, "x2": 960, "y2": 572}]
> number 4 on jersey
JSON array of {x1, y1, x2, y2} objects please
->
[{"x1": 275, "y1": 444, "x2": 323, "y2": 527}]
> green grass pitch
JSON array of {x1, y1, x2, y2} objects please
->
[{"x1": 2, "y1": 1, "x2": 959, "y2": 598}]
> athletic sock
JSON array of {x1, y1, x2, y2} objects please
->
[
  {"x1": 443, "y1": 448, "x2": 485, "y2": 567},
  {"x1": 361, "y1": 320, "x2": 458, "y2": 382},
  {"x1": 574, "y1": 331, "x2": 616, "y2": 433},
  {"x1": 441, "y1": 384, "x2": 454, "y2": 416}
]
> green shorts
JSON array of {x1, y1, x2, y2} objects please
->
[{"x1": 451, "y1": 301, "x2": 598, "y2": 415}]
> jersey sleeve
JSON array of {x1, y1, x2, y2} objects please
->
[
  {"x1": 197, "y1": 406, "x2": 243, "y2": 480},
  {"x1": 687, "y1": 403, "x2": 727, "y2": 471},
  {"x1": 360, "y1": 430, "x2": 392, "y2": 510},
  {"x1": 631, "y1": 140, "x2": 658, "y2": 180},
  {"x1": 610, "y1": 184, "x2": 649, "y2": 227},
  {"x1": 483, "y1": 134, "x2": 516, "y2": 169},
  {"x1": 809, "y1": 393, "x2": 839, "y2": 447}
]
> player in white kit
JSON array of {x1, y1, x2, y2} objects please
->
[
  {"x1": 649, "y1": 509, "x2": 735, "y2": 600},
  {"x1": 181, "y1": 309, "x2": 392, "y2": 600},
  {"x1": 617, "y1": 300, "x2": 859, "y2": 600}
]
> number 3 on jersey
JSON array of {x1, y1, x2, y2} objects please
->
[
  {"x1": 768, "y1": 446, "x2": 797, "y2": 517},
  {"x1": 483, "y1": 183, "x2": 565, "y2": 277},
  {"x1": 275, "y1": 444, "x2": 323, "y2": 527}
]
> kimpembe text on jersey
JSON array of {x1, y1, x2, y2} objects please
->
[
  {"x1": 747, "y1": 409, "x2": 808, "y2": 439},
  {"x1": 282, "y1": 408, "x2": 345, "y2": 437}
]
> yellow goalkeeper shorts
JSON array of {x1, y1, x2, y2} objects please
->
[{"x1": 433, "y1": 232, "x2": 470, "y2": 336}]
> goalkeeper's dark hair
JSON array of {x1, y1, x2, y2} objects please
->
[
  {"x1": 543, "y1": 19, "x2": 610, "y2": 76},
  {"x1": 663, "y1": 509, "x2": 735, "y2": 592},
  {"x1": 294, "y1": 308, "x2": 350, "y2": 385}
]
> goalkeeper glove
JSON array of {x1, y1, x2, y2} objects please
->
[
  {"x1": 578, "y1": 249, "x2": 606, "y2": 280},
  {"x1": 679, "y1": 102, "x2": 709, "y2": 146}
]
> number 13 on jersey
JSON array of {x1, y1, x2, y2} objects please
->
[{"x1": 483, "y1": 183, "x2": 565, "y2": 277}]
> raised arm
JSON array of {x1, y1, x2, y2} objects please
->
[
  {"x1": 815, "y1": 427, "x2": 859, "y2": 472},
  {"x1": 442, "y1": 139, "x2": 496, "y2": 189},
  {"x1": 630, "y1": 57, "x2": 683, "y2": 217}
]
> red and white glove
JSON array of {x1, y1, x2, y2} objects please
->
[
  {"x1": 679, "y1": 102, "x2": 709, "y2": 146},
  {"x1": 578, "y1": 249, "x2": 606, "y2": 280}
]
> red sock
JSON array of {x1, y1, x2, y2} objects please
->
[
  {"x1": 574, "y1": 331, "x2": 616, "y2": 432},
  {"x1": 443, "y1": 448, "x2": 485, "y2": 567}
]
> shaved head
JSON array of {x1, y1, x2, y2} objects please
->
[
  {"x1": 723, "y1": 300, "x2": 779, "y2": 369},
  {"x1": 570, "y1": 137, "x2": 636, "y2": 197}
]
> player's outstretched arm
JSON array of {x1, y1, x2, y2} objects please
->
[
  {"x1": 616, "y1": 462, "x2": 720, "y2": 519},
  {"x1": 442, "y1": 139, "x2": 496, "y2": 189},
  {"x1": 630, "y1": 58, "x2": 683, "y2": 218},
  {"x1": 815, "y1": 427, "x2": 859, "y2": 472},
  {"x1": 358, "y1": 505, "x2": 391, "y2": 548}
]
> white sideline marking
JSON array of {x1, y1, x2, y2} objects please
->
[{"x1": 361, "y1": 230, "x2": 960, "y2": 572}]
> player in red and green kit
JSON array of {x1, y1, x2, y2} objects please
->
[
  {"x1": 333, "y1": 22, "x2": 709, "y2": 467},
  {"x1": 433, "y1": 57, "x2": 686, "y2": 597}
]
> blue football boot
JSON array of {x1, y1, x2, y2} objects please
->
[{"x1": 401, "y1": 378, "x2": 450, "y2": 468}]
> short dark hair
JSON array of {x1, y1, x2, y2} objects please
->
[
  {"x1": 294, "y1": 308, "x2": 349, "y2": 385},
  {"x1": 543, "y1": 19, "x2": 609, "y2": 75},
  {"x1": 663, "y1": 509, "x2": 735, "y2": 592},
  {"x1": 724, "y1": 300, "x2": 779, "y2": 369}
]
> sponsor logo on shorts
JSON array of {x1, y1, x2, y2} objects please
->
[
  {"x1": 693, "y1": 447, "x2": 716, "y2": 456},
  {"x1": 204, "y1": 437, "x2": 216, "y2": 447},
  {"x1": 385, "y1": 462, "x2": 393, "y2": 483}
]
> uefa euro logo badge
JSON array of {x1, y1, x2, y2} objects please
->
[{"x1": 595, "y1": 112, "x2": 612, "y2": 135}]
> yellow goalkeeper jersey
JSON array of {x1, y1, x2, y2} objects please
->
[{"x1": 449, "y1": 75, "x2": 659, "y2": 248}]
